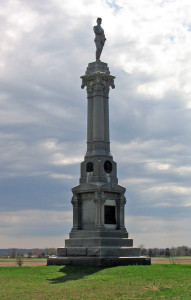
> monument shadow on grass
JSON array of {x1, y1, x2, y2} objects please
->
[{"x1": 48, "y1": 265, "x2": 103, "y2": 284}]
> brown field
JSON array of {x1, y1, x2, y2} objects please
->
[
  {"x1": 0, "y1": 257, "x2": 191, "y2": 267},
  {"x1": 152, "y1": 256, "x2": 191, "y2": 264},
  {"x1": 0, "y1": 258, "x2": 47, "y2": 267}
]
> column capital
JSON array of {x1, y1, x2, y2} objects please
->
[
  {"x1": 81, "y1": 72, "x2": 115, "y2": 93},
  {"x1": 71, "y1": 193, "x2": 79, "y2": 206},
  {"x1": 94, "y1": 191, "x2": 106, "y2": 204},
  {"x1": 120, "y1": 194, "x2": 126, "y2": 206}
]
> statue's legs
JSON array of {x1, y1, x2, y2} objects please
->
[{"x1": 95, "y1": 41, "x2": 103, "y2": 60}]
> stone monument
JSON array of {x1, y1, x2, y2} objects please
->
[{"x1": 47, "y1": 18, "x2": 151, "y2": 266}]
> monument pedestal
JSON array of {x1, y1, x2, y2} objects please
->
[{"x1": 47, "y1": 61, "x2": 151, "y2": 266}]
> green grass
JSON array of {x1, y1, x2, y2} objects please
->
[{"x1": 0, "y1": 264, "x2": 191, "y2": 299}]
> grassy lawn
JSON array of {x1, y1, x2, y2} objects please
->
[{"x1": 0, "y1": 264, "x2": 191, "y2": 299}]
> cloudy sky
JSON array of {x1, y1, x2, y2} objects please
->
[{"x1": 0, "y1": 0, "x2": 191, "y2": 249}]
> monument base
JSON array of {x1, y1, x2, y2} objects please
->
[
  {"x1": 47, "y1": 230, "x2": 151, "y2": 267},
  {"x1": 47, "y1": 256, "x2": 151, "y2": 267}
]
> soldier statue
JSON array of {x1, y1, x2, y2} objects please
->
[{"x1": 93, "y1": 18, "x2": 106, "y2": 61}]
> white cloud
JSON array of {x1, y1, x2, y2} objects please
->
[
  {"x1": 49, "y1": 173, "x2": 75, "y2": 179},
  {"x1": 0, "y1": 209, "x2": 72, "y2": 226},
  {"x1": 104, "y1": 0, "x2": 191, "y2": 103},
  {"x1": 126, "y1": 215, "x2": 191, "y2": 248},
  {"x1": 0, "y1": 210, "x2": 73, "y2": 247},
  {"x1": 144, "y1": 184, "x2": 191, "y2": 198},
  {"x1": 0, "y1": 135, "x2": 84, "y2": 179},
  {"x1": 0, "y1": 235, "x2": 69, "y2": 249}
]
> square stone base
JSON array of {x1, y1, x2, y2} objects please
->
[{"x1": 47, "y1": 256, "x2": 151, "y2": 267}]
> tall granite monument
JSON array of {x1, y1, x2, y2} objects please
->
[{"x1": 47, "y1": 18, "x2": 151, "y2": 266}]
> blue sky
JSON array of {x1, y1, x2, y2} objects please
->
[{"x1": 0, "y1": 0, "x2": 191, "y2": 249}]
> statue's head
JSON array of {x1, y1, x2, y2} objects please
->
[{"x1": 97, "y1": 18, "x2": 102, "y2": 25}]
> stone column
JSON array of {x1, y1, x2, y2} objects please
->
[
  {"x1": 119, "y1": 194, "x2": 126, "y2": 230},
  {"x1": 93, "y1": 91, "x2": 105, "y2": 141},
  {"x1": 71, "y1": 193, "x2": 79, "y2": 230},
  {"x1": 116, "y1": 197, "x2": 121, "y2": 230},
  {"x1": 81, "y1": 62, "x2": 115, "y2": 156},
  {"x1": 86, "y1": 91, "x2": 93, "y2": 156},
  {"x1": 87, "y1": 96, "x2": 93, "y2": 143},
  {"x1": 94, "y1": 191, "x2": 105, "y2": 229},
  {"x1": 104, "y1": 96, "x2": 109, "y2": 143}
]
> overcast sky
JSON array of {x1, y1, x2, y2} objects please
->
[{"x1": 0, "y1": 0, "x2": 191, "y2": 249}]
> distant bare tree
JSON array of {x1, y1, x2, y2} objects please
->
[
  {"x1": 27, "y1": 251, "x2": 32, "y2": 258},
  {"x1": 16, "y1": 255, "x2": 23, "y2": 267},
  {"x1": 165, "y1": 248, "x2": 170, "y2": 257},
  {"x1": 10, "y1": 248, "x2": 16, "y2": 258},
  {"x1": 139, "y1": 244, "x2": 148, "y2": 256}
]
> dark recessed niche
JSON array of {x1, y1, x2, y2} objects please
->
[
  {"x1": 104, "y1": 206, "x2": 116, "y2": 224},
  {"x1": 86, "y1": 162, "x2": 93, "y2": 172},
  {"x1": 104, "y1": 160, "x2": 112, "y2": 173}
]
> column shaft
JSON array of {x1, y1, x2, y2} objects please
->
[
  {"x1": 104, "y1": 97, "x2": 110, "y2": 143},
  {"x1": 94, "y1": 192, "x2": 105, "y2": 229},
  {"x1": 93, "y1": 94, "x2": 104, "y2": 141},
  {"x1": 116, "y1": 200, "x2": 121, "y2": 230},
  {"x1": 120, "y1": 205, "x2": 125, "y2": 229},
  {"x1": 71, "y1": 195, "x2": 79, "y2": 230},
  {"x1": 119, "y1": 195, "x2": 126, "y2": 230},
  {"x1": 87, "y1": 97, "x2": 93, "y2": 142}
]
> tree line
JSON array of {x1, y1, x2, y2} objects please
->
[
  {"x1": 0, "y1": 248, "x2": 57, "y2": 258},
  {"x1": 140, "y1": 245, "x2": 191, "y2": 257},
  {"x1": 0, "y1": 246, "x2": 191, "y2": 258}
]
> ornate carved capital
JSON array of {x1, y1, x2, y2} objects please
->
[
  {"x1": 81, "y1": 72, "x2": 115, "y2": 94},
  {"x1": 94, "y1": 191, "x2": 106, "y2": 205},
  {"x1": 71, "y1": 193, "x2": 79, "y2": 207},
  {"x1": 120, "y1": 194, "x2": 126, "y2": 206}
]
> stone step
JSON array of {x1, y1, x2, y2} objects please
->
[
  {"x1": 69, "y1": 230, "x2": 129, "y2": 239},
  {"x1": 57, "y1": 246, "x2": 140, "y2": 257},
  {"x1": 86, "y1": 247, "x2": 140, "y2": 257},
  {"x1": 65, "y1": 237, "x2": 133, "y2": 247},
  {"x1": 47, "y1": 256, "x2": 151, "y2": 267}
]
